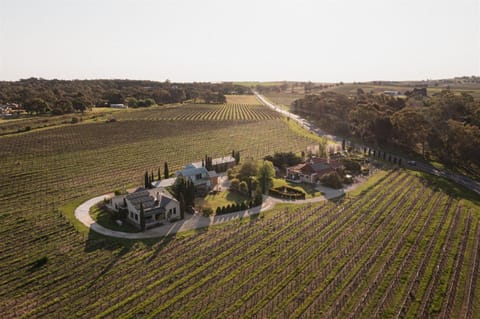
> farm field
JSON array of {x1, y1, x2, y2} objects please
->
[
  {"x1": 263, "y1": 93, "x2": 305, "y2": 111},
  {"x1": 225, "y1": 94, "x2": 260, "y2": 104},
  {"x1": 1, "y1": 102, "x2": 479, "y2": 318}
]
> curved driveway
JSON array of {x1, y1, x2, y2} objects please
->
[{"x1": 75, "y1": 183, "x2": 353, "y2": 239}]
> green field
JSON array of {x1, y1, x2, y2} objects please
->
[{"x1": 1, "y1": 101, "x2": 479, "y2": 318}]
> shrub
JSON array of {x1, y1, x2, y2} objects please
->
[
  {"x1": 269, "y1": 186, "x2": 306, "y2": 200},
  {"x1": 320, "y1": 171, "x2": 343, "y2": 189},
  {"x1": 342, "y1": 159, "x2": 361, "y2": 172},
  {"x1": 202, "y1": 207, "x2": 213, "y2": 217},
  {"x1": 215, "y1": 207, "x2": 221, "y2": 215},
  {"x1": 239, "y1": 181, "x2": 248, "y2": 194},
  {"x1": 71, "y1": 117, "x2": 79, "y2": 124},
  {"x1": 230, "y1": 178, "x2": 240, "y2": 191}
]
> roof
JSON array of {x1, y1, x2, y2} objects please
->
[
  {"x1": 288, "y1": 158, "x2": 341, "y2": 175},
  {"x1": 159, "y1": 196, "x2": 174, "y2": 207},
  {"x1": 151, "y1": 177, "x2": 177, "y2": 188},
  {"x1": 208, "y1": 170, "x2": 219, "y2": 178},
  {"x1": 126, "y1": 188, "x2": 178, "y2": 211},
  {"x1": 212, "y1": 156, "x2": 235, "y2": 165},
  {"x1": 190, "y1": 155, "x2": 236, "y2": 169},
  {"x1": 177, "y1": 166, "x2": 209, "y2": 178},
  {"x1": 126, "y1": 190, "x2": 155, "y2": 210}
]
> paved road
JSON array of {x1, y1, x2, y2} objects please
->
[{"x1": 254, "y1": 92, "x2": 480, "y2": 196}]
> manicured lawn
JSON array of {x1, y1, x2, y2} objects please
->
[{"x1": 197, "y1": 190, "x2": 250, "y2": 211}]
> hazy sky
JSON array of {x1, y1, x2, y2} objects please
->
[{"x1": 1, "y1": 0, "x2": 479, "y2": 82}]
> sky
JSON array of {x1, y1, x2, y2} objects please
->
[{"x1": 0, "y1": 0, "x2": 479, "y2": 82}]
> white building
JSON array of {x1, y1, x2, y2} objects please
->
[{"x1": 108, "y1": 188, "x2": 180, "y2": 230}]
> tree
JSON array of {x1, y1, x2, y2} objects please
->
[
  {"x1": 238, "y1": 159, "x2": 258, "y2": 182},
  {"x1": 257, "y1": 161, "x2": 275, "y2": 195},
  {"x1": 144, "y1": 171, "x2": 150, "y2": 189},
  {"x1": 52, "y1": 99, "x2": 73, "y2": 115},
  {"x1": 125, "y1": 97, "x2": 138, "y2": 108},
  {"x1": 157, "y1": 168, "x2": 161, "y2": 181},
  {"x1": 72, "y1": 95, "x2": 91, "y2": 113},
  {"x1": 25, "y1": 98, "x2": 49, "y2": 114},
  {"x1": 139, "y1": 202, "x2": 146, "y2": 231},
  {"x1": 391, "y1": 108, "x2": 430, "y2": 158},
  {"x1": 164, "y1": 162, "x2": 169, "y2": 179},
  {"x1": 179, "y1": 193, "x2": 186, "y2": 219},
  {"x1": 320, "y1": 171, "x2": 343, "y2": 189}
]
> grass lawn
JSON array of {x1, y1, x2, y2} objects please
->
[
  {"x1": 197, "y1": 190, "x2": 250, "y2": 211},
  {"x1": 272, "y1": 178, "x2": 322, "y2": 198}
]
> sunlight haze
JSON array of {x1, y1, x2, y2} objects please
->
[{"x1": 1, "y1": 0, "x2": 478, "y2": 82}]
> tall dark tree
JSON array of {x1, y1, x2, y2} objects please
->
[
  {"x1": 144, "y1": 171, "x2": 149, "y2": 189},
  {"x1": 179, "y1": 193, "x2": 186, "y2": 219},
  {"x1": 164, "y1": 162, "x2": 169, "y2": 179},
  {"x1": 157, "y1": 168, "x2": 161, "y2": 181},
  {"x1": 139, "y1": 202, "x2": 146, "y2": 231}
]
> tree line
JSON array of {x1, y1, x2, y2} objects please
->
[
  {"x1": 292, "y1": 90, "x2": 480, "y2": 172},
  {"x1": 0, "y1": 78, "x2": 250, "y2": 115}
]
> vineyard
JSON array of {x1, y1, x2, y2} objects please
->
[
  {"x1": 0, "y1": 102, "x2": 479, "y2": 318},
  {"x1": 113, "y1": 103, "x2": 281, "y2": 121}
]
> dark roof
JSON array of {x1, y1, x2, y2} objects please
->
[
  {"x1": 159, "y1": 196, "x2": 173, "y2": 207},
  {"x1": 126, "y1": 190, "x2": 155, "y2": 210}
]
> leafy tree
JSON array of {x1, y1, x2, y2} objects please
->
[
  {"x1": 320, "y1": 171, "x2": 343, "y2": 189},
  {"x1": 52, "y1": 99, "x2": 73, "y2": 115},
  {"x1": 125, "y1": 97, "x2": 138, "y2": 108},
  {"x1": 391, "y1": 108, "x2": 430, "y2": 158},
  {"x1": 238, "y1": 159, "x2": 258, "y2": 182},
  {"x1": 257, "y1": 161, "x2": 275, "y2": 194},
  {"x1": 25, "y1": 98, "x2": 49, "y2": 114}
]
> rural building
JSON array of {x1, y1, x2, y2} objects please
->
[
  {"x1": 107, "y1": 188, "x2": 179, "y2": 229},
  {"x1": 191, "y1": 155, "x2": 236, "y2": 173},
  {"x1": 151, "y1": 177, "x2": 177, "y2": 188},
  {"x1": 176, "y1": 164, "x2": 213, "y2": 196},
  {"x1": 286, "y1": 158, "x2": 342, "y2": 184},
  {"x1": 110, "y1": 103, "x2": 128, "y2": 108},
  {"x1": 383, "y1": 91, "x2": 400, "y2": 96}
]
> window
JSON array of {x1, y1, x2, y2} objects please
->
[
  {"x1": 173, "y1": 207, "x2": 176, "y2": 215},
  {"x1": 195, "y1": 173, "x2": 202, "y2": 180},
  {"x1": 134, "y1": 214, "x2": 138, "y2": 221}
]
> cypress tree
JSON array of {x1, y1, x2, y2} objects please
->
[
  {"x1": 139, "y1": 202, "x2": 145, "y2": 231},
  {"x1": 158, "y1": 168, "x2": 161, "y2": 181},
  {"x1": 179, "y1": 193, "x2": 186, "y2": 219},
  {"x1": 164, "y1": 162, "x2": 169, "y2": 179},
  {"x1": 151, "y1": 171, "x2": 154, "y2": 184},
  {"x1": 144, "y1": 171, "x2": 149, "y2": 189}
]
